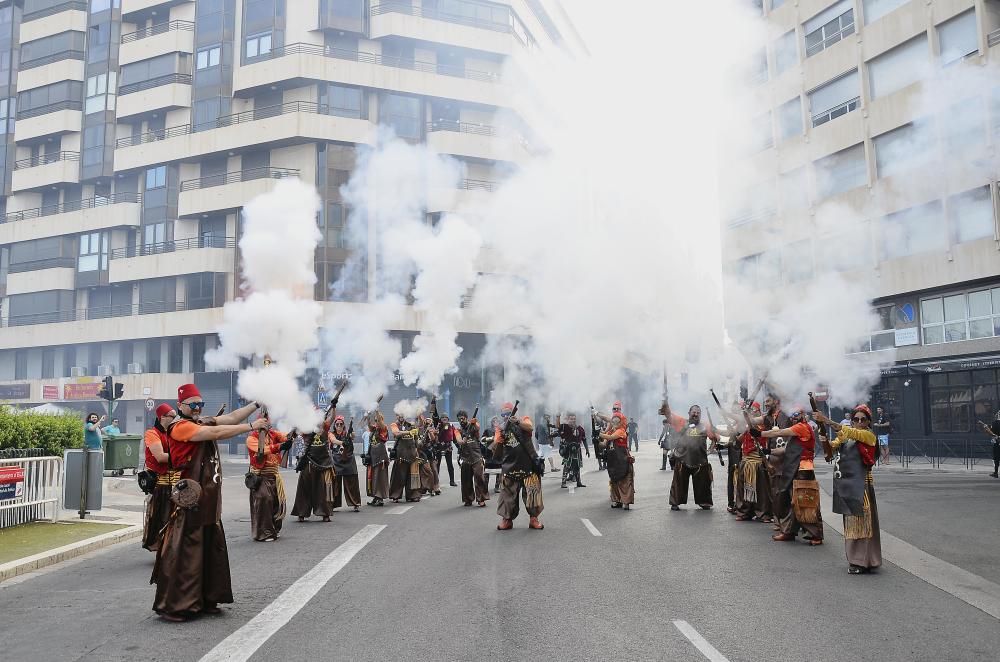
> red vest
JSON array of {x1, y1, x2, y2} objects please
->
[{"x1": 144, "y1": 427, "x2": 171, "y2": 474}]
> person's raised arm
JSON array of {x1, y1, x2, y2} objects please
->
[
  {"x1": 187, "y1": 417, "x2": 267, "y2": 442},
  {"x1": 215, "y1": 401, "x2": 259, "y2": 426}
]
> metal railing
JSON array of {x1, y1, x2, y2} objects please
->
[
  {"x1": 805, "y1": 18, "x2": 855, "y2": 57},
  {"x1": 0, "y1": 192, "x2": 141, "y2": 224},
  {"x1": 811, "y1": 97, "x2": 859, "y2": 127},
  {"x1": 261, "y1": 42, "x2": 500, "y2": 83},
  {"x1": 22, "y1": 1, "x2": 88, "y2": 22},
  {"x1": 14, "y1": 151, "x2": 80, "y2": 170},
  {"x1": 119, "y1": 72, "x2": 192, "y2": 95},
  {"x1": 0, "y1": 456, "x2": 63, "y2": 529},
  {"x1": 2, "y1": 301, "x2": 214, "y2": 327},
  {"x1": 370, "y1": 2, "x2": 526, "y2": 43},
  {"x1": 179, "y1": 167, "x2": 299, "y2": 191},
  {"x1": 460, "y1": 178, "x2": 496, "y2": 192},
  {"x1": 427, "y1": 119, "x2": 496, "y2": 136},
  {"x1": 109, "y1": 235, "x2": 236, "y2": 259},
  {"x1": 7, "y1": 256, "x2": 76, "y2": 273},
  {"x1": 896, "y1": 438, "x2": 998, "y2": 470},
  {"x1": 0, "y1": 448, "x2": 49, "y2": 459},
  {"x1": 20, "y1": 49, "x2": 86, "y2": 70},
  {"x1": 16, "y1": 99, "x2": 82, "y2": 120},
  {"x1": 120, "y1": 19, "x2": 195, "y2": 44},
  {"x1": 989, "y1": 28, "x2": 1000, "y2": 48}
]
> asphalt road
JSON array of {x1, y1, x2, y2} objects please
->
[{"x1": 2, "y1": 445, "x2": 999, "y2": 662}]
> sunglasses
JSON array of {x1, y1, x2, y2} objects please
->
[
  {"x1": 186, "y1": 401, "x2": 206, "y2": 410},
  {"x1": 851, "y1": 416, "x2": 869, "y2": 423}
]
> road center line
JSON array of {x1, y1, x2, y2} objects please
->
[
  {"x1": 387, "y1": 505, "x2": 413, "y2": 515},
  {"x1": 580, "y1": 518, "x2": 602, "y2": 537},
  {"x1": 199, "y1": 524, "x2": 385, "y2": 662},
  {"x1": 672, "y1": 620, "x2": 730, "y2": 662}
]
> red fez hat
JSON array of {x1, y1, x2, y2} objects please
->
[
  {"x1": 155, "y1": 403, "x2": 173, "y2": 418},
  {"x1": 853, "y1": 404, "x2": 873, "y2": 419},
  {"x1": 751, "y1": 402, "x2": 762, "y2": 411},
  {"x1": 334, "y1": 415, "x2": 346, "y2": 424},
  {"x1": 613, "y1": 400, "x2": 622, "y2": 409},
  {"x1": 502, "y1": 402, "x2": 514, "y2": 411},
  {"x1": 177, "y1": 383, "x2": 201, "y2": 402}
]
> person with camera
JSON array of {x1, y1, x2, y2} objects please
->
[
  {"x1": 246, "y1": 413, "x2": 292, "y2": 541},
  {"x1": 152, "y1": 384, "x2": 266, "y2": 622},
  {"x1": 492, "y1": 402, "x2": 544, "y2": 531},
  {"x1": 140, "y1": 404, "x2": 176, "y2": 551}
]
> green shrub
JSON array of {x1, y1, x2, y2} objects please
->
[{"x1": 0, "y1": 407, "x2": 84, "y2": 456}]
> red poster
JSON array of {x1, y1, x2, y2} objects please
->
[
  {"x1": 42, "y1": 385, "x2": 59, "y2": 400},
  {"x1": 63, "y1": 382, "x2": 102, "y2": 400},
  {"x1": 0, "y1": 466, "x2": 25, "y2": 483}
]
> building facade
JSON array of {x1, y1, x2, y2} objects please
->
[
  {"x1": 723, "y1": 0, "x2": 1000, "y2": 440},
  {"x1": 0, "y1": 0, "x2": 582, "y2": 434}
]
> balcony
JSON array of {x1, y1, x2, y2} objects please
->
[
  {"x1": 989, "y1": 28, "x2": 1000, "y2": 49},
  {"x1": 811, "y1": 97, "x2": 859, "y2": 128},
  {"x1": 17, "y1": 55, "x2": 85, "y2": 92},
  {"x1": 15, "y1": 101, "x2": 83, "y2": 141},
  {"x1": 370, "y1": 3, "x2": 527, "y2": 55},
  {"x1": 12, "y1": 151, "x2": 80, "y2": 192},
  {"x1": 426, "y1": 120, "x2": 527, "y2": 162},
  {"x1": 109, "y1": 236, "x2": 235, "y2": 282},
  {"x1": 114, "y1": 101, "x2": 370, "y2": 171},
  {"x1": 178, "y1": 167, "x2": 299, "y2": 217},
  {"x1": 233, "y1": 43, "x2": 504, "y2": 108},
  {"x1": 0, "y1": 193, "x2": 142, "y2": 244},
  {"x1": 22, "y1": 1, "x2": 88, "y2": 23},
  {"x1": 20, "y1": 3, "x2": 87, "y2": 43},
  {"x1": 427, "y1": 178, "x2": 495, "y2": 212},
  {"x1": 6, "y1": 263, "x2": 76, "y2": 295},
  {"x1": 116, "y1": 73, "x2": 192, "y2": 118},
  {"x1": 119, "y1": 20, "x2": 195, "y2": 65},
  {"x1": 121, "y1": 0, "x2": 193, "y2": 20}
]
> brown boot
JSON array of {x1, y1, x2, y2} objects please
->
[
  {"x1": 529, "y1": 517, "x2": 544, "y2": 530},
  {"x1": 497, "y1": 518, "x2": 513, "y2": 530}
]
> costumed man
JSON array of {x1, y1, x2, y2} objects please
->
[
  {"x1": 152, "y1": 384, "x2": 265, "y2": 622},
  {"x1": 536, "y1": 415, "x2": 559, "y2": 473},
  {"x1": 594, "y1": 401, "x2": 625, "y2": 470},
  {"x1": 291, "y1": 411, "x2": 336, "y2": 522},
  {"x1": 389, "y1": 413, "x2": 422, "y2": 503},
  {"x1": 492, "y1": 402, "x2": 543, "y2": 530},
  {"x1": 815, "y1": 405, "x2": 883, "y2": 574},
  {"x1": 246, "y1": 413, "x2": 291, "y2": 542},
  {"x1": 455, "y1": 409, "x2": 489, "y2": 506},
  {"x1": 142, "y1": 403, "x2": 177, "y2": 551},
  {"x1": 758, "y1": 407, "x2": 823, "y2": 546},
  {"x1": 600, "y1": 412, "x2": 634, "y2": 509},
  {"x1": 754, "y1": 395, "x2": 791, "y2": 531},
  {"x1": 483, "y1": 416, "x2": 503, "y2": 493},
  {"x1": 435, "y1": 412, "x2": 462, "y2": 489},
  {"x1": 365, "y1": 410, "x2": 390, "y2": 506},
  {"x1": 331, "y1": 415, "x2": 362, "y2": 512},
  {"x1": 664, "y1": 402, "x2": 719, "y2": 511},
  {"x1": 734, "y1": 402, "x2": 773, "y2": 523},
  {"x1": 418, "y1": 415, "x2": 441, "y2": 496},
  {"x1": 550, "y1": 413, "x2": 589, "y2": 489},
  {"x1": 723, "y1": 406, "x2": 742, "y2": 514}
]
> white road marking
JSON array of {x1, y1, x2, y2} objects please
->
[
  {"x1": 199, "y1": 524, "x2": 385, "y2": 662},
  {"x1": 387, "y1": 505, "x2": 413, "y2": 515},
  {"x1": 580, "y1": 518, "x2": 602, "y2": 537},
  {"x1": 672, "y1": 620, "x2": 730, "y2": 662}
]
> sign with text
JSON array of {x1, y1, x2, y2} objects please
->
[
  {"x1": 42, "y1": 385, "x2": 59, "y2": 400},
  {"x1": 0, "y1": 466, "x2": 25, "y2": 500},
  {"x1": 63, "y1": 382, "x2": 102, "y2": 401},
  {"x1": 894, "y1": 327, "x2": 919, "y2": 347},
  {"x1": 0, "y1": 383, "x2": 30, "y2": 400}
]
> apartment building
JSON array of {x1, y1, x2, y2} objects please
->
[
  {"x1": 723, "y1": 0, "x2": 1000, "y2": 439},
  {"x1": 0, "y1": 0, "x2": 583, "y2": 432}
]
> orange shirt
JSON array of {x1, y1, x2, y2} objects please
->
[
  {"x1": 167, "y1": 419, "x2": 202, "y2": 471},
  {"x1": 143, "y1": 428, "x2": 170, "y2": 474},
  {"x1": 790, "y1": 421, "x2": 815, "y2": 470},
  {"x1": 247, "y1": 430, "x2": 286, "y2": 470},
  {"x1": 606, "y1": 428, "x2": 628, "y2": 448}
]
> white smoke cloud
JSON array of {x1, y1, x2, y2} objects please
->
[{"x1": 393, "y1": 398, "x2": 428, "y2": 420}]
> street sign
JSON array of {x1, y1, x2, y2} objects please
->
[
  {"x1": 143, "y1": 387, "x2": 151, "y2": 396},
  {"x1": 145, "y1": 398, "x2": 155, "y2": 411}
]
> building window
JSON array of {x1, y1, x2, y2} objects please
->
[
  {"x1": 379, "y1": 93, "x2": 422, "y2": 140},
  {"x1": 320, "y1": 83, "x2": 364, "y2": 119},
  {"x1": 14, "y1": 350, "x2": 27, "y2": 380},
  {"x1": 873, "y1": 122, "x2": 933, "y2": 179},
  {"x1": 863, "y1": 0, "x2": 907, "y2": 24},
  {"x1": 78, "y1": 232, "x2": 107, "y2": 273},
  {"x1": 85, "y1": 72, "x2": 116, "y2": 114},
  {"x1": 779, "y1": 167, "x2": 809, "y2": 211},
  {"x1": 748, "y1": 111, "x2": 773, "y2": 153},
  {"x1": 146, "y1": 339, "x2": 161, "y2": 373},
  {"x1": 245, "y1": 31, "x2": 272, "y2": 59},
  {"x1": 808, "y1": 70, "x2": 859, "y2": 127},
  {"x1": 804, "y1": 1, "x2": 854, "y2": 58},
  {"x1": 145, "y1": 165, "x2": 167, "y2": 190},
  {"x1": 0, "y1": 97, "x2": 13, "y2": 134},
  {"x1": 168, "y1": 338, "x2": 184, "y2": 373},
  {"x1": 949, "y1": 186, "x2": 995, "y2": 245},
  {"x1": 191, "y1": 336, "x2": 206, "y2": 373},
  {"x1": 782, "y1": 238, "x2": 813, "y2": 284},
  {"x1": 42, "y1": 348, "x2": 55, "y2": 379},
  {"x1": 867, "y1": 34, "x2": 928, "y2": 100},
  {"x1": 774, "y1": 30, "x2": 798, "y2": 75},
  {"x1": 82, "y1": 124, "x2": 106, "y2": 168},
  {"x1": 196, "y1": 45, "x2": 221, "y2": 70},
  {"x1": 880, "y1": 200, "x2": 946, "y2": 261},
  {"x1": 938, "y1": 9, "x2": 978, "y2": 65},
  {"x1": 814, "y1": 143, "x2": 866, "y2": 198},
  {"x1": 143, "y1": 222, "x2": 168, "y2": 252},
  {"x1": 776, "y1": 96, "x2": 802, "y2": 141},
  {"x1": 929, "y1": 372, "x2": 972, "y2": 433},
  {"x1": 854, "y1": 305, "x2": 896, "y2": 352},
  {"x1": 922, "y1": 288, "x2": 1000, "y2": 344}
]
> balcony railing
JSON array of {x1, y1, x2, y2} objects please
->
[
  {"x1": 20, "y1": 49, "x2": 86, "y2": 70},
  {"x1": 427, "y1": 120, "x2": 496, "y2": 136},
  {"x1": 0, "y1": 192, "x2": 141, "y2": 224},
  {"x1": 811, "y1": 97, "x2": 859, "y2": 127},
  {"x1": 7, "y1": 256, "x2": 76, "y2": 273},
  {"x1": 121, "y1": 20, "x2": 196, "y2": 44},
  {"x1": 109, "y1": 235, "x2": 236, "y2": 260},
  {"x1": 460, "y1": 178, "x2": 496, "y2": 192},
  {"x1": 119, "y1": 73, "x2": 192, "y2": 96},
  {"x1": 989, "y1": 28, "x2": 1000, "y2": 48},
  {"x1": 3, "y1": 301, "x2": 215, "y2": 327},
  {"x1": 16, "y1": 99, "x2": 83, "y2": 120},
  {"x1": 179, "y1": 167, "x2": 299, "y2": 192},
  {"x1": 370, "y1": 3, "x2": 527, "y2": 44},
  {"x1": 14, "y1": 151, "x2": 80, "y2": 170},
  {"x1": 116, "y1": 101, "x2": 361, "y2": 148},
  {"x1": 22, "y1": 1, "x2": 88, "y2": 22},
  {"x1": 261, "y1": 42, "x2": 500, "y2": 83}
]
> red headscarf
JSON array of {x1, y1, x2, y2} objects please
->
[
  {"x1": 155, "y1": 403, "x2": 173, "y2": 418},
  {"x1": 177, "y1": 383, "x2": 201, "y2": 401},
  {"x1": 853, "y1": 404, "x2": 872, "y2": 420}
]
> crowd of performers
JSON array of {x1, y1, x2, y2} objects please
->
[{"x1": 138, "y1": 381, "x2": 883, "y2": 623}]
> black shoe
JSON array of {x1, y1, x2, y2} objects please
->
[
  {"x1": 561, "y1": 484, "x2": 567, "y2": 488},
  {"x1": 577, "y1": 483, "x2": 586, "y2": 488},
  {"x1": 449, "y1": 482, "x2": 458, "y2": 487},
  {"x1": 670, "y1": 505, "x2": 680, "y2": 511}
]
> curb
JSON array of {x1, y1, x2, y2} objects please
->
[{"x1": 0, "y1": 523, "x2": 143, "y2": 584}]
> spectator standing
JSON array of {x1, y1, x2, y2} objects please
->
[
  {"x1": 873, "y1": 407, "x2": 891, "y2": 465},
  {"x1": 84, "y1": 413, "x2": 105, "y2": 450},
  {"x1": 658, "y1": 419, "x2": 672, "y2": 470},
  {"x1": 978, "y1": 412, "x2": 1000, "y2": 478},
  {"x1": 627, "y1": 417, "x2": 639, "y2": 452},
  {"x1": 535, "y1": 414, "x2": 558, "y2": 473},
  {"x1": 102, "y1": 418, "x2": 122, "y2": 437}
]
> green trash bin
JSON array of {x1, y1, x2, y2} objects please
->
[{"x1": 103, "y1": 435, "x2": 143, "y2": 476}]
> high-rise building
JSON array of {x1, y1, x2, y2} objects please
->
[
  {"x1": 0, "y1": 0, "x2": 583, "y2": 433},
  {"x1": 722, "y1": 0, "x2": 1000, "y2": 440}
]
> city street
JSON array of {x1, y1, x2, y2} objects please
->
[{"x1": 2, "y1": 446, "x2": 998, "y2": 662}]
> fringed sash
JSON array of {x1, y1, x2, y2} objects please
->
[
  {"x1": 258, "y1": 466, "x2": 287, "y2": 522},
  {"x1": 742, "y1": 455, "x2": 762, "y2": 502},
  {"x1": 524, "y1": 473, "x2": 543, "y2": 510},
  {"x1": 844, "y1": 472, "x2": 874, "y2": 540}
]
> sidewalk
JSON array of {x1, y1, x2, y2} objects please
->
[{"x1": 0, "y1": 473, "x2": 145, "y2": 583}]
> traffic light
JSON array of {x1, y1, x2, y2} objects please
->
[
  {"x1": 97, "y1": 376, "x2": 113, "y2": 401},
  {"x1": 114, "y1": 382, "x2": 125, "y2": 400}
]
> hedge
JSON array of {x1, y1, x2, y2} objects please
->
[{"x1": 0, "y1": 407, "x2": 84, "y2": 457}]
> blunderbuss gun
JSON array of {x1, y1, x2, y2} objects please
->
[
  {"x1": 502, "y1": 400, "x2": 521, "y2": 436},
  {"x1": 745, "y1": 372, "x2": 768, "y2": 409},
  {"x1": 809, "y1": 392, "x2": 834, "y2": 462},
  {"x1": 256, "y1": 406, "x2": 271, "y2": 465},
  {"x1": 590, "y1": 406, "x2": 607, "y2": 461},
  {"x1": 325, "y1": 380, "x2": 349, "y2": 418},
  {"x1": 459, "y1": 404, "x2": 479, "y2": 443}
]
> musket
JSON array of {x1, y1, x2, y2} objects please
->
[
  {"x1": 746, "y1": 372, "x2": 769, "y2": 408},
  {"x1": 709, "y1": 388, "x2": 739, "y2": 428},
  {"x1": 809, "y1": 392, "x2": 833, "y2": 462},
  {"x1": 430, "y1": 396, "x2": 441, "y2": 428},
  {"x1": 216, "y1": 404, "x2": 227, "y2": 416},
  {"x1": 256, "y1": 406, "x2": 271, "y2": 464},
  {"x1": 325, "y1": 380, "x2": 349, "y2": 417},
  {"x1": 705, "y1": 410, "x2": 725, "y2": 467}
]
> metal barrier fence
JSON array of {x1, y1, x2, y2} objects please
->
[
  {"x1": 894, "y1": 438, "x2": 997, "y2": 470},
  {"x1": 0, "y1": 456, "x2": 63, "y2": 529}
]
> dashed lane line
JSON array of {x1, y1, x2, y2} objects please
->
[
  {"x1": 672, "y1": 620, "x2": 730, "y2": 662},
  {"x1": 580, "y1": 518, "x2": 602, "y2": 536},
  {"x1": 199, "y1": 524, "x2": 386, "y2": 662},
  {"x1": 387, "y1": 505, "x2": 414, "y2": 515}
]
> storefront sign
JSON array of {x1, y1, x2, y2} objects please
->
[
  {"x1": 0, "y1": 383, "x2": 30, "y2": 399},
  {"x1": 894, "y1": 327, "x2": 919, "y2": 346},
  {"x1": 0, "y1": 466, "x2": 25, "y2": 501},
  {"x1": 42, "y1": 385, "x2": 59, "y2": 400},
  {"x1": 63, "y1": 382, "x2": 102, "y2": 400}
]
